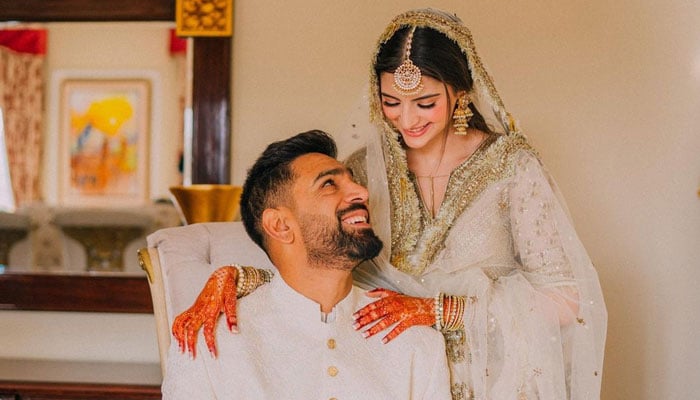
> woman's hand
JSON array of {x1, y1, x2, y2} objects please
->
[
  {"x1": 352, "y1": 288, "x2": 435, "y2": 343},
  {"x1": 171, "y1": 266, "x2": 239, "y2": 358}
]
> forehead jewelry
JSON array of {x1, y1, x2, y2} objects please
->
[{"x1": 392, "y1": 26, "x2": 424, "y2": 96}]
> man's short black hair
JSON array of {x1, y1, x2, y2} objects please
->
[{"x1": 240, "y1": 130, "x2": 337, "y2": 249}]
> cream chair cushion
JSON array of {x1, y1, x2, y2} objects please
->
[{"x1": 144, "y1": 221, "x2": 275, "y2": 375}]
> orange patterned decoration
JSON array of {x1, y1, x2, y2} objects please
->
[{"x1": 176, "y1": 0, "x2": 233, "y2": 37}]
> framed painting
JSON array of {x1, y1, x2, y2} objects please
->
[{"x1": 57, "y1": 76, "x2": 151, "y2": 207}]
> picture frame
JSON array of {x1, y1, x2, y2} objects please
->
[{"x1": 56, "y1": 75, "x2": 152, "y2": 207}]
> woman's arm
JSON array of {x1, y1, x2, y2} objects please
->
[
  {"x1": 507, "y1": 151, "x2": 583, "y2": 325},
  {"x1": 171, "y1": 265, "x2": 273, "y2": 357}
]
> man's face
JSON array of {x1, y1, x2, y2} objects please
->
[{"x1": 290, "y1": 153, "x2": 383, "y2": 268}]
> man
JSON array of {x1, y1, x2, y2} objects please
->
[{"x1": 162, "y1": 130, "x2": 451, "y2": 399}]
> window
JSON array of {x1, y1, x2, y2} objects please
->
[{"x1": 0, "y1": 107, "x2": 15, "y2": 212}]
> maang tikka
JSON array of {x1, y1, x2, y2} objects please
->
[
  {"x1": 452, "y1": 94, "x2": 473, "y2": 135},
  {"x1": 392, "y1": 26, "x2": 424, "y2": 96}
]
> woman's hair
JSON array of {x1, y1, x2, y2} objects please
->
[{"x1": 375, "y1": 26, "x2": 491, "y2": 133}]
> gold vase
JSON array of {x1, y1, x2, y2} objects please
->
[{"x1": 169, "y1": 184, "x2": 242, "y2": 225}]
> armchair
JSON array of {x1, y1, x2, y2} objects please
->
[{"x1": 138, "y1": 221, "x2": 275, "y2": 376}]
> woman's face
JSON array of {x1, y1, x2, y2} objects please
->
[{"x1": 379, "y1": 73, "x2": 458, "y2": 150}]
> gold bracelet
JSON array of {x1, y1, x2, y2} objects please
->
[
  {"x1": 231, "y1": 264, "x2": 244, "y2": 296},
  {"x1": 261, "y1": 269, "x2": 274, "y2": 283},
  {"x1": 434, "y1": 293, "x2": 444, "y2": 331},
  {"x1": 442, "y1": 295, "x2": 466, "y2": 331},
  {"x1": 235, "y1": 267, "x2": 275, "y2": 298},
  {"x1": 243, "y1": 266, "x2": 256, "y2": 296}
]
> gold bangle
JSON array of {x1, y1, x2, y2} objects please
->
[
  {"x1": 434, "y1": 293, "x2": 444, "y2": 331},
  {"x1": 442, "y1": 295, "x2": 466, "y2": 331},
  {"x1": 231, "y1": 264, "x2": 244, "y2": 296},
  {"x1": 235, "y1": 267, "x2": 275, "y2": 298}
]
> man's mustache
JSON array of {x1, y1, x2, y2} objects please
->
[{"x1": 337, "y1": 203, "x2": 370, "y2": 222}]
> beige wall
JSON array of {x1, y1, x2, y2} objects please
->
[{"x1": 2, "y1": 1, "x2": 699, "y2": 398}]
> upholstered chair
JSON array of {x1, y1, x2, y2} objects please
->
[{"x1": 138, "y1": 221, "x2": 275, "y2": 376}]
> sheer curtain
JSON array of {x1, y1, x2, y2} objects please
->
[{"x1": 0, "y1": 28, "x2": 46, "y2": 208}]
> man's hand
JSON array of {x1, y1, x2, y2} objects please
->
[
  {"x1": 352, "y1": 288, "x2": 435, "y2": 343},
  {"x1": 171, "y1": 266, "x2": 239, "y2": 358}
]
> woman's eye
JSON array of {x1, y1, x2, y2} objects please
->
[
  {"x1": 382, "y1": 100, "x2": 399, "y2": 107},
  {"x1": 418, "y1": 103, "x2": 436, "y2": 109}
]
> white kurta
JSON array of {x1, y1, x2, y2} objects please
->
[{"x1": 162, "y1": 275, "x2": 452, "y2": 400}]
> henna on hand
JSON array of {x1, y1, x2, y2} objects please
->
[
  {"x1": 352, "y1": 288, "x2": 435, "y2": 344},
  {"x1": 171, "y1": 266, "x2": 239, "y2": 358}
]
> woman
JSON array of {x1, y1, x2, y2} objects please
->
[{"x1": 173, "y1": 8, "x2": 607, "y2": 399}]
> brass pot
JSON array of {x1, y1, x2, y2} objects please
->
[{"x1": 169, "y1": 184, "x2": 242, "y2": 224}]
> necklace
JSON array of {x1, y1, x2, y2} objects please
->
[
  {"x1": 412, "y1": 133, "x2": 448, "y2": 218},
  {"x1": 412, "y1": 129, "x2": 488, "y2": 219},
  {"x1": 414, "y1": 173, "x2": 448, "y2": 219}
]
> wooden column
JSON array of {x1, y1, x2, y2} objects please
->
[{"x1": 190, "y1": 37, "x2": 232, "y2": 184}]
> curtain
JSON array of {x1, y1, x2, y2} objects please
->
[{"x1": 0, "y1": 29, "x2": 46, "y2": 208}]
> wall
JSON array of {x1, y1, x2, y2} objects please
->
[
  {"x1": 2, "y1": 1, "x2": 698, "y2": 398},
  {"x1": 0, "y1": 311, "x2": 158, "y2": 363}
]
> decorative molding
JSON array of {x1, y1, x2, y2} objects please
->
[{"x1": 176, "y1": 0, "x2": 233, "y2": 37}]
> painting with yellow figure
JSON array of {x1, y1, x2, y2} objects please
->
[{"x1": 59, "y1": 78, "x2": 151, "y2": 207}]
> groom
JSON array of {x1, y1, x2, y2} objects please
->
[{"x1": 162, "y1": 130, "x2": 450, "y2": 399}]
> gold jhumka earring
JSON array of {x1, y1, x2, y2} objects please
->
[
  {"x1": 452, "y1": 94, "x2": 473, "y2": 135},
  {"x1": 392, "y1": 26, "x2": 424, "y2": 96}
]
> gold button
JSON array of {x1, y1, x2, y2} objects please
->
[
  {"x1": 327, "y1": 338, "x2": 336, "y2": 349},
  {"x1": 328, "y1": 366, "x2": 338, "y2": 377},
  {"x1": 329, "y1": 398, "x2": 338, "y2": 400}
]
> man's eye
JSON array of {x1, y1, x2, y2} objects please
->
[{"x1": 322, "y1": 179, "x2": 336, "y2": 187}]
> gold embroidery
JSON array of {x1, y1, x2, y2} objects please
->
[
  {"x1": 444, "y1": 328, "x2": 467, "y2": 364},
  {"x1": 387, "y1": 133, "x2": 534, "y2": 275},
  {"x1": 450, "y1": 382, "x2": 474, "y2": 400}
]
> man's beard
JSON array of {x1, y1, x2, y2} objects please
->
[{"x1": 298, "y1": 205, "x2": 383, "y2": 270}]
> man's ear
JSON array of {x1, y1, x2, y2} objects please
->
[{"x1": 261, "y1": 208, "x2": 294, "y2": 244}]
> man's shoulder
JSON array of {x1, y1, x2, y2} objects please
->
[
  {"x1": 237, "y1": 278, "x2": 274, "y2": 308},
  {"x1": 394, "y1": 324, "x2": 446, "y2": 349}
]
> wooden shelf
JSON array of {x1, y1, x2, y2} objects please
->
[{"x1": 0, "y1": 273, "x2": 153, "y2": 313}]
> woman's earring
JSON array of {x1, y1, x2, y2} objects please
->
[{"x1": 452, "y1": 95, "x2": 473, "y2": 135}]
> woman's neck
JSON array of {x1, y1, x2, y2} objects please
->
[{"x1": 407, "y1": 128, "x2": 487, "y2": 217}]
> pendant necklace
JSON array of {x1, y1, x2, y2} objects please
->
[{"x1": 413, "y1": 133, "x2": 449, "y2": 219}]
